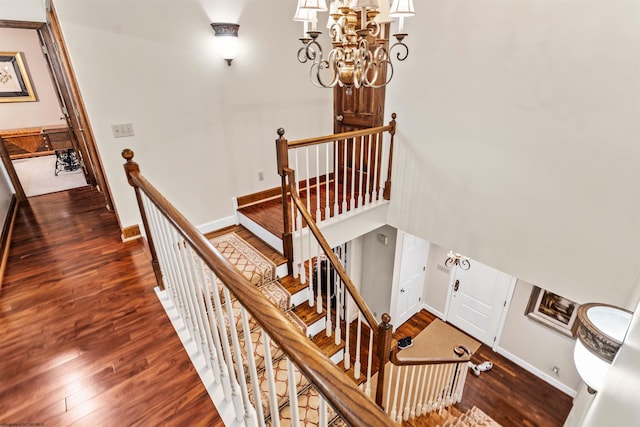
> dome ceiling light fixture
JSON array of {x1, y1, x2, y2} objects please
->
[{"x1": 294, "y1": 0, "x2": 415, "y2": 89}]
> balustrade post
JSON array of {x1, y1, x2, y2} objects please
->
[
  {"x1": 122, "y1": 149, "x2": 164, "y2": 290},
  {"x1": 276, "y1": 128, "x2": 294, "y2": 272},
  {"x1": 383, "y1": 113, "x2": 396, "y2": 200},
  {"x1": 375, "y1": 312, "x2": 393, "y2": 407}
]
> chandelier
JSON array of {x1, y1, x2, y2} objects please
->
[{"x1": 294, "y1": 0, "x2": 415, "y2": 89}]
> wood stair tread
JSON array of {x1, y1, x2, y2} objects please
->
[
  {"x1": 279, "y1": 274, "x2": 308, "y2": 297},
  {"x1": 312, "y1": 330, "x2": 346, "y2": 358},
  {"x1": 291, "y1": 301, "x2": 325, "y2": 326}
]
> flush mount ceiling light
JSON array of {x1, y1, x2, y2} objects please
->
[
  {"x1": 211, "y1": 23, "x2": 239, "y2": 66},
  {"x1": 294, "y1": 0, "x2": 415, "y2": 89}
]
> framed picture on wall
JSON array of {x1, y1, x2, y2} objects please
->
[
  {"x1": 0, "y1": 52, "x2": 36, "y2": 103},
  {"x1": 525, "y1": 286, "x2": 580, "y2": 338}
]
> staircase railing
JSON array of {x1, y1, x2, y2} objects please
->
[
  {"x1": 122, "y1": 149, "x2": 391, "y2": 426},
  {"x1": 382, "y1": 348, "x2": 472, "y2": 423},
  {"x1": 276, "y1": 118, "x2": 474, "y2": 423},
  {"x1": 276, "y1": 114, "x2": 396, "y2": 273}
]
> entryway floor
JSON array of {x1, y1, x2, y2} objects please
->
[{"x1": 12, "y1": 154, "x2": 87, "y2": 197}]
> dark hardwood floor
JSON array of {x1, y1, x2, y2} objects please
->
[
  {"x1": 0, "y1": 187, "x2": 222, "y2": 426},
  {"x1": 394, "y1": 310, "x2": 573, "y2": 427}
]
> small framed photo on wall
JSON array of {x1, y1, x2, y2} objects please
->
[
  {"x1": 0, "y1": 52, "x2": 36, "y2": 103},
  {"x1": 525, "y1": 286, "x2": 580, "y2": 338}
]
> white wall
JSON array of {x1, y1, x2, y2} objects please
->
[
  {"x1": 360, "y1": 224, "x2": 397, "y2": 322},
  {"x1": 0, "y1": 28, "x2": 64, "y2": 130},
  {"x1": 47, "y1": 0, "x2": 332, "y2": 229},
  {"x1": 497, "y1": 279, "x2": 581, "y2": 395},
  {"x1": 0, "y1": 0, "x2": 45, "y2": 22},
  {"x1": 385, "y1": 0, "x2": 640, "y2": 307},
  {"x1": 422, "y1": 243, "x2": 451, "y2": 318}
]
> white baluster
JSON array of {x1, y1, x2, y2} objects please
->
[
  {"x1": 424, "y1": 365, "x2": 436, "y2": 414},
  {"x1": 287, "y1": 359, "x2": 301, "y2": 427},
  {"x1": 316, "y1": 243, "x2": 323, "y2": 315},
  {"x1": 209, "y1": 273, "x2": 243, "y2": 419},
  {"x1": 344, "y1": 292, "x2": 351, "y2": 371},
  {"x1": 397, "y1": 366, "x2": 409, "y2": 422},
  {"x1": 305, "y1": 147, "x2": 311, "y2": 214},
  {"x1": 350, "y1": 139, "x2": 356, "y2": 211},
  {"x1": 384, "y1": 363, "x2": 394, "y2": 415},
  {"x1": 365, "y1": 134, "x2": 372, "y2": 206},
  {"x1": 325, "y1": 143, "x2": 330, "y2": 220},
  {"x1": 358, "y1": 135, "x2": 364, "y2": 208},
  {"x1": 390, "y1": 365, "x2": 403, "y2": 422},
  {"x1": 333, "y1": 247, "x2": 341, "y2": 345},
  {"x1": 333, "y1": 140, "x2": 339, "y2": 219},
  {"x1": 308, "y1": 223, "x2": 314, "y2": 307},
  {"x1": 262, "y1": 332, "x2": 281, "y2": 427},
  {"x1": 412, "y1": 365, "x2": 425, "y2": 418},
  {"x1": 319, "y1": 396, "x2": 328, "y2": 427},
  {"x1": 239, "y1": 305, "x2": 264, "y2": 425},
  {"x1": 315, "y1": 145, "x2": 321, "y2": 221},
  {"x1": 222, "y1": 287, "x2": 253, "y2": 423},
  {"x1": 342, "y1": 139, "x2": 348, "y2": 214},
  {"x1": 354, "y1": 312, "x2": 362, "y2": 379},
  {"x1": 365, "y1": 327, "x2": 373, "y2": 397},
  {"x1": 372, "y1": 132, "x2": 380, "y2": 201},
  {"x1": 404, "y1": 365, "x2": 416, "y2": 420},
  {"x1": 325, "y1": 254, "x2": 332, "y2": 336}
]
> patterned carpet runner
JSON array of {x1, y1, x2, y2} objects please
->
[
  {"x1": 209, "y1": 232, "x2": 276, "y2": 286},
  {"x1": 441, "y1": 406, "x2": 502, "y2": 427}
]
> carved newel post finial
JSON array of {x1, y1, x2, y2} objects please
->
[
  {"x1": 122, "y1": 148, "x2": 140, "y2": 186},
  {"x1": 381, "y1": 313, "x2": 392, "y2": 328}
]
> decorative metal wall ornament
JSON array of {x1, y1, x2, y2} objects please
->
[
  {"x1": 444, "y1": 251, "x2": 470, "y2": 270},
  {"x1": 294, "y1": 0, "x2": 415, "y2": 89}
]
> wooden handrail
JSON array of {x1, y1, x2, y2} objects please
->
[
  {"x1": 390, "y1": 345, "x2": 472, "y2": 366},
  {"x1": 122, "y1": 150, "x2": 392, "y2": 427},
  {"x1": 283, "y1": 166, "x2": 379, "y2": 334},
  {"x1": 286, "y1": 123, "x2": 394, "y2": 149}
]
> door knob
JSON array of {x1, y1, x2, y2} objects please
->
[
  {"x1": 453, "y1": 280, "x2": 460, "y2": 292},
  {"x1": 336, "y1": 114, "x2": 344, "y2": 122}
]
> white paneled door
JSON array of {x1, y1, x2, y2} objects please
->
[
  {"x1": 445, "y1": 259, "x2": 515, "y2": 346},
  {"x1": 395, "y1": 233, "x2": 429, "y2": 327}
]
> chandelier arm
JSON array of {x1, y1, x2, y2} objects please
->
[
  {"x1": 310, "y1": 50, "x2": 340, "y2": 88},
  {"x1": 389, "y1": 41, "x2": 409, "y2": 62}
]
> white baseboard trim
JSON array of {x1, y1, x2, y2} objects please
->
[
  {"x1": 421, "y1": 303, "x2": 445, "y2": 320},
  {"x1": 495, "y1": 346, "x2": 577, "y2": 398},
  {"x1": 197, "y1": 215, "x2": 237, "y2": 234}
]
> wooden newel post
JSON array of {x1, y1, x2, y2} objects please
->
[
  {"x1": 375, "y1": 312, "x2": 393, "y2": 407},
  {"x1": 122, "y1": 149, "x2": 165, "y2": 290},
  {"x1": 276, "y1": 128, "x2": 293, "y2": 272},
  {"x1": 383, "y1": 113, "x2": 396, "y2": 200}
]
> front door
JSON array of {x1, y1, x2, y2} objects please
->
[
  {"x1": 395, "y1": 233, "x2": 429, "y2": 326},
  {"x1": 445, "y1": 259, "x2": 515, "y2": 346}
]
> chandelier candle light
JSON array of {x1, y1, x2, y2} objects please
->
[{"x1": 294, "y1": 0, "x2": 415, "y2": 89}]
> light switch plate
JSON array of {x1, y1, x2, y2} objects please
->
[{"x1": 111, "y1": 123, "x2": 135, "y2": 138}]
